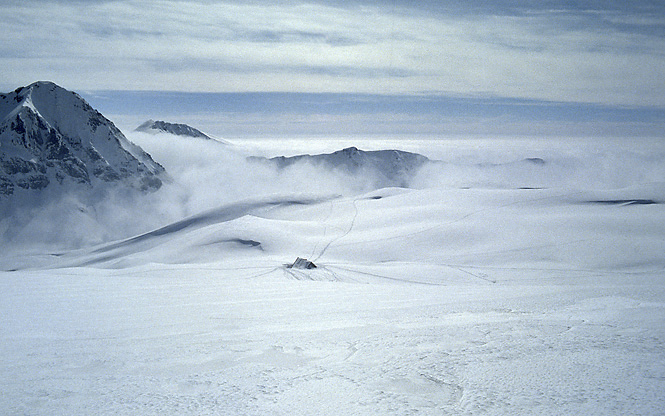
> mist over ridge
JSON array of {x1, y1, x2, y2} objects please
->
[{"x1": 1, "y1": 82, "x2": 665, "y2": 255}]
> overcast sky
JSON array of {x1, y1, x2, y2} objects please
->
[{"x1": 2, "y1": 0, "x2": 665, "y2": 137}]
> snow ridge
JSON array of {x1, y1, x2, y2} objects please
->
[
  {"x1": 250, "y1": 147, "x2": 430, "y2": 188},
  {"x1": 135, "y1": 119, "x2": 214, "y2": 140}
]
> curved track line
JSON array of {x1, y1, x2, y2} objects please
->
[
  {"x1": 309, "y1": 200, "x2": 335, "y2": 260},
  {"x1": 329, "y1": 264, "x2": 446, "y2": 286},
  {"x1": 313, "y1": 198, "x2": 359, "y2": 262}
]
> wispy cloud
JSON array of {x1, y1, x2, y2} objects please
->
[{"x1": 2, "y1": 0, "x2": 665, "y2": 107}]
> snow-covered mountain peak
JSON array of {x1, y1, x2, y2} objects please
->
[
  {"x1": 135, "y1": 119, "x2": 215, "y2": 140},
  {"x1": 6, "y1": 81, "x2": 84, "y2": 126},
  {"x1": 250, "y1": 147, "x2": 430, "y2": 188},
  {"x1": 0, "y1": 81, "x2": 165, "y2": 197}
]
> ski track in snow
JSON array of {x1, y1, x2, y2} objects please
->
[{"x1": 312, "y1": 197, "x2": 359, "y2": 263}]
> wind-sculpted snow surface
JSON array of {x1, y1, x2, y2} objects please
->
[{"x1": 1, "y1": 137, "x2": 664, "y2": 415}]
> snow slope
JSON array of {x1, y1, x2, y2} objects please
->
[{"x1": 1, "y1": 137, "x2": 664, "y2": 415}]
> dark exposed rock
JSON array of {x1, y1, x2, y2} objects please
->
[
  {"x1": 93, "y1": 165, "x2": 122, "y2": 182},
  {"x1": 2, "y1": 158, "x2": 44, "y2": 175},
  {"x1": 287, "y1": 257, "x2": 317, "y2": 269},
  {"x1": 139, "y1": 176, "x2": 163, "y2": 192},
  {"x1": 60, "y1": 157, "x2": 90, "y2": 184},
  {"x1": 0, "y1": 177, "x2": 15, "y2": 195},
  {"x1": 26, "y1": 175, "x2": 50, "y2": 190},
  {"x1": 251, "y1": 147, "x2": 430, "y2": 188}
]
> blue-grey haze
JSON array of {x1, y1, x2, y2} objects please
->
[{"x1": 82, "y1": 91, "x2": 665, "y2": 138}]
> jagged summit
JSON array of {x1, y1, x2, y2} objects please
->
[
  {"x1": 0, "y1": 81, "x2": 165, "y2": 196},
  {"x1": 136, "y1": 119, "x2": 213, "y2": 140},
  {"x1": 250, "y1": 147, "x2": 430, "y2": 188}
]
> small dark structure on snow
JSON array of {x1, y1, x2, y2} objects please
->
[{"x1": 287, "y1": 257, "x2": 317, "y2": 270}]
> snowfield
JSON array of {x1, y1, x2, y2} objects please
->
[{"x1": 1, "y1": 136, "x2": 664, "y2": 415}]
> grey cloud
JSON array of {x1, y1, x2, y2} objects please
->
[
  {"x1": 78, "y1": 23, "x2": 165, "y2": 38},
  {"x1": 3, "y1": 0, "x2": 665, "y2": 106},
  {"x1": 297, "y1": 65, "x2": 415, "y2": 78},
  {"x1": 141, "y1": 56, "x2": 417, "y2": 79},
  {"x1": 239, "y1": 29, "x2": 364, "y2": 46}
]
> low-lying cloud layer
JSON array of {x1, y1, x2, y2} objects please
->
[{"x1": 2, "y1": 133, "x2": 664, "y2": 252}]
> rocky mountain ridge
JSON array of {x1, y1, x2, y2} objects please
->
[
  {"x1": 250, "y1": 146, "x2": 430, "y2": 188},
  {"x1": 135, "y1": 119, "x2": 213, "y2": 140},
  {"x1": 0, "y1": 81, "x2": 165, "y2": 197}
]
